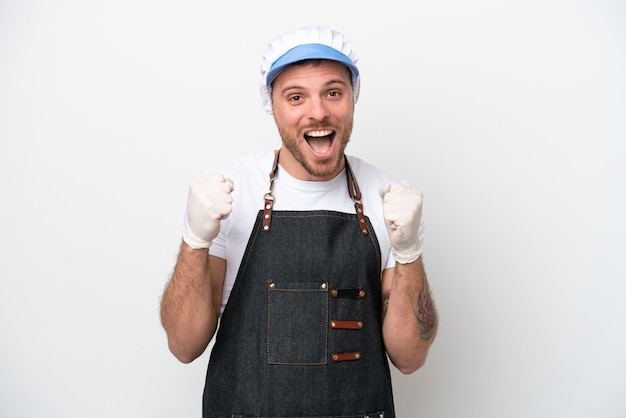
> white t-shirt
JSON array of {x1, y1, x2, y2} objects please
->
[{"x1": 200, "y1": 150, "x2": 421, "y2": 314}]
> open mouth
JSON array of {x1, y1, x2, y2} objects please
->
[{"x1": 304, "y1": 129, "x2": 335, "y2": 155}]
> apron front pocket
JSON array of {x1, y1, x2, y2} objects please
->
[{"x1": 267, "y1": 280, "x2": 329, "y2": 365}]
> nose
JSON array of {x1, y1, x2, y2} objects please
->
[{"x1": 307, "y1": 97, "x2": 331, "y2": 121}]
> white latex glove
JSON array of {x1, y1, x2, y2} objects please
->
[
  {"x1": 182, "y1": 174, "x2": 234, "y2": 249},
  {"x1": 379, "y1": 183, "x2": 423, "y2": 264}
]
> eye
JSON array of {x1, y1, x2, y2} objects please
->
[
  {"x1": 327, "y1": 90, "x2": 342, "y2": 99},
  {"x1": 288, "y1": 94, "x2": 303, "y2": 103}
]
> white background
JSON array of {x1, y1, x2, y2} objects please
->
[{"x1": 1, "y1": 1, "x2": 624, "y2": 417}]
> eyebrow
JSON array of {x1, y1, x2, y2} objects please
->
[{"x1": 278, "y1": 79, "x2": 350, "y2": 96}]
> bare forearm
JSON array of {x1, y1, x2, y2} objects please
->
[
  {"x1": 382, "y1": 258, "x2": 437, "y2": 374},
  {"x1": 160, "y1": 242, "x2": 218, "y2": 363}
]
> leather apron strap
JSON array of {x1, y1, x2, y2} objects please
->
[{"x1": 262, "y1": 149, "x2": 369, "y2": 235}]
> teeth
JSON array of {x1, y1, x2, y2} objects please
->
[{"x1": 305, "y1": 129, "x2": 333, "y2": 137}]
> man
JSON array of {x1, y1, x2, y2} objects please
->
[{"x1": 160, "y1": 25, "x2": 437, "y2": 418}]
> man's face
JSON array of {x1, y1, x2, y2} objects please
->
[{"x1": 271, "y1": 59, "x2": 354, "y2": 181}]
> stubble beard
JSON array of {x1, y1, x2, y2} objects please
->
[{"x1": 279, "y1": 122, "x2": 353, "y2": 180}]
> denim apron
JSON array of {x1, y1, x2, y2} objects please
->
[{"x1": 203, "y1": 152, "x2": 395, "y2": 418}]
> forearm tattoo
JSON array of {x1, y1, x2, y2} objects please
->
[
  {"x1": 414, "y1": 276, "x2": 436, "y2": 340},
  {"x1": 382, "y1": 284, "x2": 436, "y2": 341}
]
